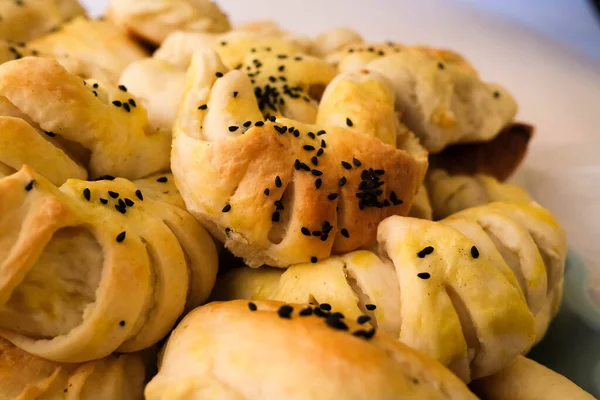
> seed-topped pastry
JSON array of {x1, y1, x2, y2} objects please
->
[
  {"x1": 107, "y1": 0, "x2": 231, "y2": 47},
  {"x1": 145, "y1": 300, "x2": 478, "y2": 400},
  {"x1": 0, "y1": 167, "x2": 218, "y2": 362},
  {"x1": 214, "y1": 200, "x2": 567, "y2": 382},
  {"x1": 172, "y1": 49, "x2": 427, "y2": 267},
  {"x1": 0, "y1": 0, "x2": 85, "y2": 43},
  {"x1": 0, "y1": 57, "x2": 170, "y2": 182}
]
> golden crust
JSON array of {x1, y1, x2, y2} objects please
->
[
  {"x1": 312, "y1": 27, "x2": 363, "y2": 58},
  {"x1": 0, "y1": 167, "x2": 217, "y2": 362},
  {"x1": 107, "y1": 0, "x2": 231, "y2": 46},
  {"x1": 0, "y1": 337, "x2": 145, "y2": 400},
  {"x1": 0, "y1": 0, "x2": 85, "y2": 43},
  {"x1": 470, "y1": 356, "x2": 595, "y2": 400},
  {"x1": 0, "y1": 57, "x2": 170, "y2": 181},
  {"x1": 145, "y1": 300, "x2": 478, "y2": 400},
  {"x1": 172, "y1": 50, "x2": 426, "y2": 267}
]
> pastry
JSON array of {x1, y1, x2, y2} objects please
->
[
  {"x1": 213, "y1": 201, "x2": 566, "y2": 381},
  {"x1": 408, "y1": 184, "x2": 433, "y2": 220},
  {"x1": 0, "y1": 166, "x2": 218, "y2": 362},
  {"x1": 145, "y1": 300, "x2": 478, "y2": 400},
  {"x1": 0, "y1": 57, "x2": 170, "y2": 182},
  {"x1": 312, "y1": 27, "x2": 364, "y2": 60},
  {"x1": 0, "y1": 337, "x2": 145, "y2": 400},
  {"x1": 0, "y1": 0, "x2": 85, "y2": 43},
  {"x1": 28, "y1": 17, "x2": 149, "y2": 84},
  {"x1": 172, "y1": 49, "x2": 426, "y2": 267},
  {"x1": 107, "y1": 0, "x2": 231, "y2": 47},
  {"x1": 426, "y1": 169, "x2": 532, "y2": 220},
  {"x1": 470, "y1": 356, "x2": 595, "y2": 400}
]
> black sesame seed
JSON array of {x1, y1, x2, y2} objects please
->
[
  {"x1": 311, "y1": 156, "x2": 318, "y2": 166},
  {"x1": 128, "y1": 99, "x2": 136, "y2": 107},
  {"x1": 274, "y1": 125, "x2": 287, "y2": 134},
  {"x1": 311, "y1": 257, "x2": 318, "y2": 263},
  {"x1": 353, "y1": 328, "x2": 376, "y2": 339},
  {"x1": 25, "y1": 180, "x2": 35, "y2": 191},
  {"x1": 311, "y1": 169, "x2": 323, "y2": 176},
  {"x1": 365, "y1": 304, "x2": 376, "y2": 311},
  {"x1": 100, "y1": 198, "x2": 108, "y2": 204},
  {"x1": 157, "y1": 176, "x2": 168, "y2": 183},
  {"x1": 277, "y1": 54, "x2": 288, "y2": 59},
  {"x1": 438, "y1": 62, "x2": 445, "y2": 70},
  {"x1": 417, "y1": 272, "x2": 431, "y2": 280},
  {"x1": 471, "y1": 246, "x2": 480, "y2": 259},
  {"x1": 124, "y1": 198, "x2": 134, "y2": 207},
  {"x1": 314, "y1": 307, "x2": 328, "y2": 317},
  {"x1": 222, "y1": 204, "x2": 231, "y2": 213},
  {"x1": 220, "y1": 41, "x2": 227, "y2": 46},
  {"x1": 135, "y1": 190, "x2": 143, "y2": 201},
  {"x1": 108, "y1": 191, "x2": 119, "y2": 198},
  {"x1": 346, "y1": 118, "x2": 353, "y2": 127},
  {"x1": 255, "y1": 121, "x2": 264, "y2": 127},
  {"x1": 198, "y1": 104, "x2": 208, "y2": 110},
  {"x1": 327, "y1": 193, "x2": 338, "y2": 200},
  {"x1": 417, "y1": 246, "x2": 434, "y2": 258},
  {"x1": 352, "y1": 158, "x2": 362, "y2": 167},
  {"x1": 317, "y1": 130, "x2": 326, "y2": 136},
  {"x1": 243, "y1": 121, "x2": 252, "y2": 128},
  {"x1": 93, "y1": 83, "x2": 99, "y2": 89},
  {"x1": 293, "y1": 129, "x2": 300, "y2": 137},
  {"x1": 377, "y1": 50, "x2": 385, "y2": 56},
  {"x1": 368, "y1": 47, "x2": 375, "y2": 52},
  {"x1": 357, "y1": 315, "x2": 371, "y2": 324},
  {"x1": 248, "y1": 302, "x2": 257, "y2": 311},
  {"x1": 118, "y1": 85, "x2": 127, "y2": 92},
  {"x1": 339, "y1": 177, "x2": 347, "y2": 186},
  {"x1": 225, "y1": 227, "x2": 231, "y2": 236},
  {"x1": 312, "y1": 231, "x2": 322, "y2": 237},
  {"x1": 308, "y1": 132, "x2": 316, "y2": 139},
  {"x1": 233, "y1": 91, "x2": 238, "y2": 98},
  {"x1": 123, "y1": 103, "x2": 131, "y2": 112},
  {"x1": 215, "y1": 72, "x2": 223, "y2": 78},
  {"x1": 299, "y1": 307, "x2": 313, "y2": 316},
  {"x1": 116, "y1": 231, "x2": 126, "y2": 242},
  {"x1": 278, "y1": 65, "x2": 285, "y2": 72},
  {"x1": 44, "y1": 131, "x2": 56, "y2": 137},
  {"x1": 272, "y1": 211, "x2": 280, "y2": 222},
  {"x1": 112, "y1": 100, "x2": 122, "y2": 107},
  {"x1": 326, "y1": 314, "x2": 349, "y2": 331},
  {"x1": 301, "y1": 227, "x2": 311, "y2": 236},
  {"x1": 341, "y1": 161, "x2": 352, "y2": 170},
  {"x1": 374, "y1": 169, "x2": 385, "y2": 176},
  {"x1": 228, "y1": 126, "x2": 239, "y2": 132},
  {"x1": 303, "y1": 145, "x2": 315, "y2": 151},
  {"x1": 319, "y1": 303, "x2": 332, "y2": 311},
  {"x1": 320, "y1": 139, "x2": 326, "y2": 148},
  {"x1": 115, "y1": 205, "x2": 126, "y2": 214},
  {"x1": 316, "y1": 148, "x2": 324, "y2": 157},
  {"x1": 314, "y1": 178, "x2": 322, "y2": 189},
  {"x1": 119, "y1": 320, "x2": 126, "y2": 326},
  {"x1": 278, "y1": 305, "x2": 293, "y2": 319},
  {"x1": 268, "y1": 116, "x2": 276, "y2": 122},
  {"x1": 294, "y1": 159, "x2": 302, "y2": 170},
  {"x1": 275, "y1": 176, "x2": 282, "y2": 187},
  {"x1": 493, "y1": 91, "x2": 500, "y2": 98},
  {"x1": 341, "y1": 228, "x2": 349, "y2": 238},
  {"x1": 390, "y1": 191, "x2": 403, "y2": 206},
  {"x1": 83, "y1": 188, "x2": 91, "y2": 201}
]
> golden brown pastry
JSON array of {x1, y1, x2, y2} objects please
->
[
  {"x1": 312, "y1": 27, "x2": 364, "y2": 59},
  {"x1": 172, "y1": 49, "x2": 426, "y2": 267},
  {"x1": 408, "y1": 184, "x2": 433, "y2": 220},
  {"x1": 426, "y1": 169, "x2": 532, "y2": 220},
  {"x1": 28, "y1": 17, "x2": 148, "y2": 84},
  {"x1": 145, "y1": 300, "x2": 478, "y2": 400},
  {"x1": 0, "y1": 57, "x2": 170, "y2": 182},
  {"x1": 0, "y1": 167, "x2": 218, "y2": 362},
  {"x1": 106, "y1": 0, "x2": 231, "y2": 47},
  {"x1": 0, "y1": 0, "x2": 85, "y2": 43},
  {"x1": 470, "y1": 356, "x2": 595, "y2": 400},
  {"x1": 214, "y1": 201, "x2": 566, "y2": 381},
  {"x1": 0, "y1": 337, "x2": 145, "y2": 400}
]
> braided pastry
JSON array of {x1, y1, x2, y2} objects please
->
[
  {"x1": 214, "y1": 201, "x2": 566, "y2": 381},
  {"x1": 107, "y1": 0, "x2": 231, "y2": 47},
  {"x1": 145, "y1": 300, "x2": 478, "y2": 400},
  {"x1": 172, "y1": 49, "x2": 426, "y2": 267},
  {"x1": 0, "y1": 57, "x2": 170, "y2": 182},
  {"x1": 0, "y1": 337, "x2": 145, "y2": 400},
  {"x1": 0, "y1": 166, "x2": 217, "y2": 362},
  {"x1": 0, "y1": 0, "x2": 85, "y2": 43}
]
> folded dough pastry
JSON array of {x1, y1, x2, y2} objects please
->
[
  {"x1": 214, "y1": 201, "x2": 567, "y2": 381},
  {"x1": 0, "y1": 337, "x2": 145, "y2": 400},
  {"x1": 145, "y1": 300, "x2": 478, "y2": 400},
  {"x1": 172, "y1": 49, "x2": 427, "y2": 267},
  {"x1": 470, "y1": 356, "x2": 595, "y2": 400},
  {"x1": 0, "y1": 0, "x2": 85, "y2": 42},
  {"x1": 426, "y1": 169, "x2": 532, "y2": 220},
  {"x1": 107, "y1": 0, "x2": 231, "y2": 47},
  {"x1": 28, "y1": 17, "x2": 148, "y2": 84},
  {"x1": 0, "y1": 57, "x2": 170, "y2": 182},
  {"x1": 0, "y1": 166, "x2": 218, "y2": 362}
]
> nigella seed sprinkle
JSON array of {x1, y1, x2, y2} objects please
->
[
  {"x1": 365, "y1": 304, "x2": 377, "y2": 311},
  {"x1": 123, "y1": 103, "x2": 131, "y2": 112},
  {"x1": 352, "y1": 158, "x2": 362, "y2": 167},
  {"x1": 339, "y1": 177, "x2": 347, "y2": 186},
  {"x1": 157, "y1": 177, "x2": 168, "y2": 183},
  {"x1": 248, "y1": 302, "x2": 257, "y2": 311},
  {"x1": 275, "y1": 125, "x2": 287, "y2": 134},
  {"x1": 493, "y1": 91, "x2": 500, "y2": 98},
  {"x1": 225, "y1": 227, "x2": 231, "y2": 236},
  {"x1": 300, "y1": 307, "x2": 313, "y2": 316},
  {"x1": 128, "y1": 99, "x2": 136, "y2": 107},
  {"x1": 93, "y1": 83, "x2": 99, "y2": 88},
  {"x1": 341, "y1": 228, "x2": 349, "y2": 238},
  {"x1": 268, "y1": 116, "x2": 276, "y2": 122},
  {"x1": 269, "y1": 76, "x2": 277, "y2": 83},
  {"x1": 198, "y1": 104, "x2": 208, "y2": 110},
  {"x1": 357, "y1": 315, "x2": 371, "y2": 324},
  {"x1": 44, "y1": 131, "x2": 56, "y2": 137},
  {"x1": 314, "y1": 178, "x2": 322, "y2": 189},
  {"x1": 83, "y1": 188, "x2": 91, "y2": 201},
  {"x1": 277, "y1": 54, "x2": 288, "y2": 59},
  {"x1": 275, "y1": 176, "x2": 282, "y2": 187},
  {"x1": 311, "y1": 156, "x2": 318, "y2": 166},
  {"x1": 278, "y1": 65, "x2": 285, "y2": 72},
  {"x1": 135, "y1": 190, "x2": 143, "y2": 200},
  {"x1": 294, "y1": 159, "x2": 302, "y2": 170},
  {"x1": 215, "y1": 72, "x2": 223, "y2": 78},
  {"x1": 293, "y1": 130, "x2": 300, "y2": 137},
  {"x1": 417, "y1": 272, "x2": 431, "y2": 280},
  {"x1": 243, "y1": 121, "x2": 252, "y2": 127},
  {"x1": 303, "y1": 145, "x2": 315, "y2": 151},
  {"x1": 112, "y1": 100, "x2": 122, "y2": 107},
  {"x1": 222, "y1": 204, "x2": 231, "y2": 213},
  {"x1": 471, "y1": 246, "x2": 480, "y2": 258},
  {"x1": 220, "y1": 41, "x2": 227, "y2": 46},
  {"x1": 311, "y1": 257, "x2": 317, "y2": 263},
  {"x1": 118, "y1": 85, "x2": 127, "y2": 92},
  {"x1": 233, "y1": 91, "x2": 238, "y2": 98},
  {"x1": 25, "y1": 180, "x2": 35, "y2": 191},
  {"x1": 118, "y1": 198, "x2": 126, "y2": 208},
  {"x1": 438, "y1": 62, "x2": 445, "y2": 70},
  {"x1": 311, "y1": 169, "x2": 323, "y2": 176},
  {"x1": 321, "y1": 139, "x2": 326, "y2": 148},
  {"x1": 308, "y1": 132, "x2": 316, "y2": 139},
  {"x1": 272, "y1": 211, "x2": 280, "y2": 222},
  {"x1": 115, "y1": 205, "x2": 126, "y2": 214},
  {"x1": 119, "y1": 320, "x2": 126, "y2": 326},
  {"x1": 125, "y1": 198, "x2": 134, "y2": 207},
  {"x1": 317, "y1": 130, "x2": 326, "y2": 136},
  {"x1": 255, "y1": 121, "x2": 264, "y2": 127},
  {"x1": 108, "y1": 191, "x2": 119, "y2": 198},
  {"x1": 93, "y1": 91, "x2": 98, "y2": 96},
  {"x1": 346, "y1": 118, "x2": 353, "y2": 127},
  {"x1": 264, "y1": 188, "x2": 270, "y2": 195},
  {"x1": 417, "y1": 246, "x2": 434, "y2": 258},
  {"x1": 301, "y1": 227, "x2": 311, "y2": 236},
  {"x1": 341, "y1": 161, "x2": 352, "y2": 170},
  {"x1": 100, "y1": 198, "x2": 108, "y2": 204},
  {"x1": 353, "y1": 328, "x2": 376, "y2": 339},
  {"x1": 328, "y1": 193, "x2": 338, "y2": 200},
  {"x1": 278, "y1": 305, "x2": 293, "y2": 319},
  {"x1": 378, "y1": 50, "x2": 385, "y2": 56},
  {"x1": 228, "y1": 126, "x2": 239, "y2": 132},
  {"x1": 319, "y1": 303, "x2": 332, "y2": 311},
  {"x1": 316, "y1": 148, "x2": 324, "y2": 157},
  {"x1": 116, "y1": 231, "x2": 126, "y2": 242}
]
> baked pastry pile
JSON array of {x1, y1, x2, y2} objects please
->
[{"x1": 0, "y1": 0, "x2": 592, "y2": 399}]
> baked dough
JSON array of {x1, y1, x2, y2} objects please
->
[
  {"x1": 0, "y1": 57, "x2": 170, "y2": 181},
  {"x1": 470, "y1": 356, "x2": 595, "y2": 400},
  {"x1": 0, "y1": 166, "x2": 218, "y2": 362},
  {"x1": 0, "y1": 0, "x2": 85, "y2": 43},
  {"x1": 28, "y1": 17, "x2": 148, "y2": 84},
  {"x1": 0, "y1": 337, "x2": 145, "y2": 400},
  {"x1": 312, "y1": 27, "x2": 364, "y2": 59},
  {"x1": 107, "y1": 0, "x2": 230, "y2": 47},
  {"x1": 145, "y1": 300, "x2": 478, "y2": 400},
  {"x1": 426, "y1": 169, "x2": 532, "y2": 220},
  {"x1": 172, "y1": 49, "x2": 426, "y2": 267},
  {"x1": 214, "y1": 201, "x2": 566, "y2": 381}
]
